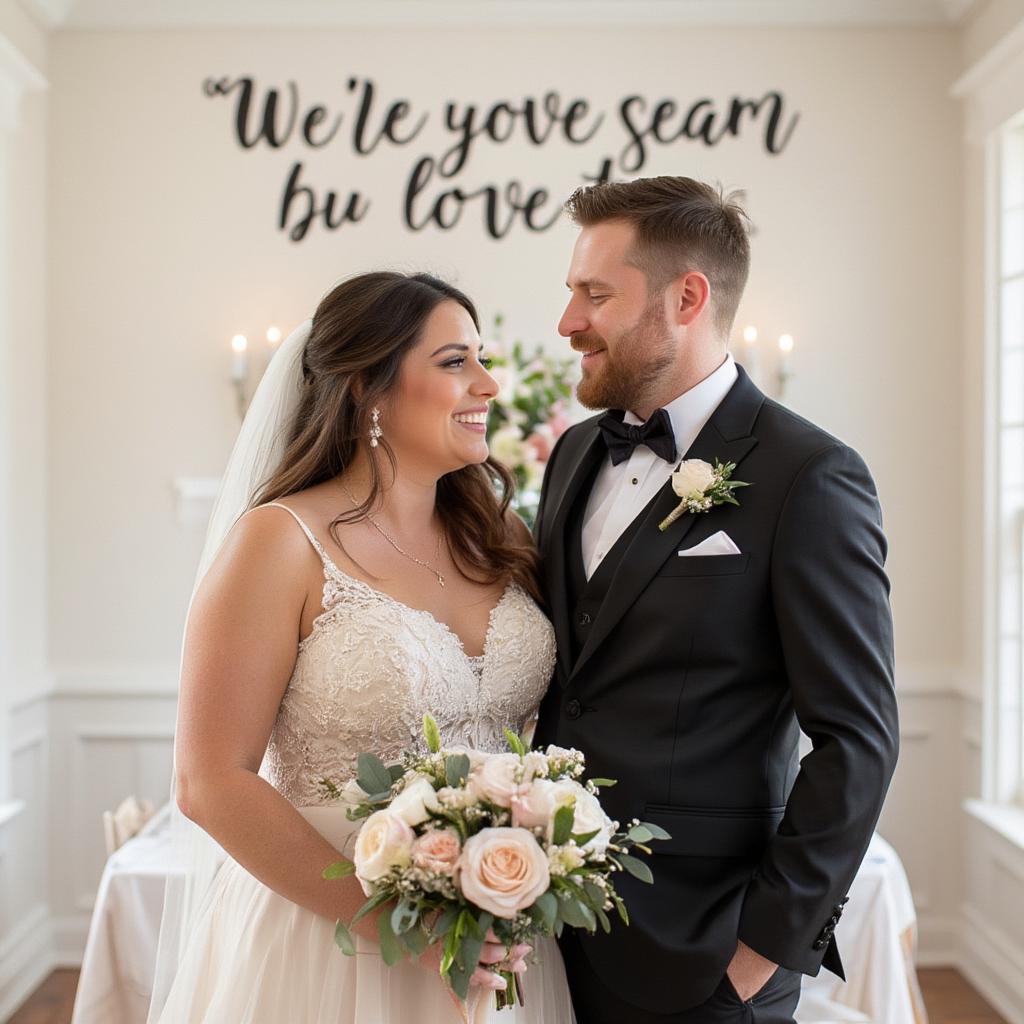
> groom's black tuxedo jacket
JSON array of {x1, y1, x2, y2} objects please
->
[{"x1": 533, "y1": 366, "x2": 899, "y2": 1014}]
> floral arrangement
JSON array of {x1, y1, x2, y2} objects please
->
[
  {"x1": 485, "y1": 315, "x2": 578, "y2": 526},
  {"x1": 319, "y1": 715, "x2": 669, "y2": 1013}
]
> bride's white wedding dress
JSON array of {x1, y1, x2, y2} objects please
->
[{"x1": 155, "y1": 503, "x2": 576, "y2": 1023}]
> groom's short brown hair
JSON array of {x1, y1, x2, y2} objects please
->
[{"x1": 565, "y1": 176, "x2": 751, "y2": 338}]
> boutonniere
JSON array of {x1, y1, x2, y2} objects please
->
[{"x1": 658, "y1": 458, "x2": 750, "y2": 531}]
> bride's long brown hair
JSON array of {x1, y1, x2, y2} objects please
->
[{"x1": 251, "y1": 271, "x2": 541, "y2": 604}]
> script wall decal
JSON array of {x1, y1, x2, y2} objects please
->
[{"x1": 202, "y1": 76, "x2": 800, "y2": 242}]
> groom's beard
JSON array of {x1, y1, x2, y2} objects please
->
[{"x1": 574, "y1": 300, "x2": 675, "y2": 413}]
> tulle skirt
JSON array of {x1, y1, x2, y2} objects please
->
[{"x1": 154, "y1": 806, "x2": 577, "y2": 1023}]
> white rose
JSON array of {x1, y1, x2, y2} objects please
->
[
  {"x1": 569, "y1": 786, "x2": 616, "y2": 854},
  {"x1": 459, "y1": 827, "x2": 551, "y2": 918},
  {"x1": 489, "y1": 425, "x2": 527, "y2": 466},
  {"x1": 510, "y1": 778, "x2": 577, "y2": 830},
  {"x1": 353, "y1": 810, "x2": 414, "y2": 893},
  {"x1": 471, "y1": 752, "x2": 532, "y2": 807},
  {"x1": 388, "y1": 776, "x2": 440, "y2": 827},
  {"x1": 522, "y1": 751, "x2": 551, "y2": 779},
  {"x1": 671, "y1": 459, "x2": 716, "y2": 499}
]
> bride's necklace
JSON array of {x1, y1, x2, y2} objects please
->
[{"x1": 341, "y1": 484, "x2": 447, "y2": 589}]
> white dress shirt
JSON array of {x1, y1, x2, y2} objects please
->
[{"x1": 580, "y1": 353, "x2": 739, "y2": 579}]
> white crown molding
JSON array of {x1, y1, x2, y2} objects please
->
[
  {"x1": 17, "y1": 0, "x2": 75, "y2": 29},
  {"x1": 0, "y1": 33, "x2": 47, "y2": 131},
  {"x1": 952, "y1": 16, "x2": 1024, "y2": 98},
  {"x1": 59, "y1": 0, "x2": 967, "y2": 31}
]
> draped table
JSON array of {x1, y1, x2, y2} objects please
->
[{"x1": 71, "y1": 814, "x2": 924, "y2": 1024}]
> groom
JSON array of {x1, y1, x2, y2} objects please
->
[{"x1": 533, "y1": 176, "x2": 899, "y2": 1023}]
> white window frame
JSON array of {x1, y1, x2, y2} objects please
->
[{"x1": 985, "y1": 115, "x2": 1024, "y2": 806}]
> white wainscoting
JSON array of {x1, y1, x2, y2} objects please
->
[
  {"x1": 46, "y1": 681, "x2": 176, "y2": 966},
  {"x1": 0, "y1": 692, "x2": 53, "y2": 1023}
]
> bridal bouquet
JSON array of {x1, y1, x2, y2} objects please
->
[{"x1": 319, "y1": 715, "x2": 669, "y2": 1012}]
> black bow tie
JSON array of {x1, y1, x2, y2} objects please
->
[{"x1": 597, "y1": 408, "x2": 678, "y2": 466}]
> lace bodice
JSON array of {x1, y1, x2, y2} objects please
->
[{"x1": 257, "y1": 503, "x2": 557, "y2": 806}]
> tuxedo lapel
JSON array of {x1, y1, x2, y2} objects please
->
[
  {"x1": 569, "y1": 367, "x2": 765, "y2": 683},
  {"x1": 542, "y1": 421, "x2": 608, "y2": 681}
]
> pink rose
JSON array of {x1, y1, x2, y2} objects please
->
[
  {"x1": 547, "y1": 405, "x2": 571, "y2": 439},
  {"x1": 525, "y1": 425, "x2": 555, "y2": 462},
  {"x1": 411, "y1": 828, "x2": 462, "y2": 876},
  {"x1": 459, "y1": 827, "x2": 551, "y2": 919}
]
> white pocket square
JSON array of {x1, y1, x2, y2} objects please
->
[{"x1": 678, "y1": 531, "x2": 742, "y2": 557}]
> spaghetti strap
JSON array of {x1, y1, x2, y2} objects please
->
[{"x1": 262, "y1": 502, "x2": 340, "y2": 575}]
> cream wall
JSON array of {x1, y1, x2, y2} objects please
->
[{"x1": 48, "y1": 25, "x2": 963, "y2": 681}]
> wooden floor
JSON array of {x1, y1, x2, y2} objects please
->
[{"x1": 5, "y1": 966, "x2": 1012, "y2": 1023}]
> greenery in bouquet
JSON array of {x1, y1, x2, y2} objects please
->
[
  {"x1": 485, "y1": 314, "x2": 578, "y2": 527},
  {"x1": 319, "y1": 714, "x2": 669, "y2": 1012}
]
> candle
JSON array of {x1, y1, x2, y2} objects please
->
[
  {"x1": 778, "y1": 333, "x2": 794, "y2": 372},
  {"x1": 231, "y1": 334, "x2": 249, "y2": 382},
  {"x1": 266, "y1": 325, "x2": 282, "y2": 346}
]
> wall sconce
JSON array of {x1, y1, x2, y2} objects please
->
[{"x1": 229, "y1": 325, "x2": 282, "y2": 420}]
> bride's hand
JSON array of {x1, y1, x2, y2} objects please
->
[
  {"x1": 416, "y1": 927, "x2": 531, "y2": 993},
  {"x1": 471, "y1": 928, "x2": 532, "y2": 990}
]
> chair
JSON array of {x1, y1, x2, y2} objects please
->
[{"x1": 102, "y1": 795, "x2": 156, "y2": 856}]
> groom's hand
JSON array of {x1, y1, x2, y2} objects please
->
[{"x1": 726, "y1": 939, "x2": 778, "y2": 1002}]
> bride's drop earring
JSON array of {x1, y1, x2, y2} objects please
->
[{"x1": 369, "y1": 407, "x2": 382, "y2": 448}]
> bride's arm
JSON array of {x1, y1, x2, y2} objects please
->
[
  {"x1": 174, "y1": 506, "x2": 382, "y2": 937},
  {"x1": 174, "y1": 507, "x2": 521, "y2": 987}
]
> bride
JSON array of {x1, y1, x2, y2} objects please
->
[{"x1": 147, "y1": 271, "x2": 576, "y2": 1023}]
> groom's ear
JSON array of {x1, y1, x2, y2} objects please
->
[{"x1": 670, "y1": 270, "x2": 711, "y2": 327}]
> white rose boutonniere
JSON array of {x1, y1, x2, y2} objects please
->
[{"x1": 659, "y1": 458, "x2": 750, "y2": 531}]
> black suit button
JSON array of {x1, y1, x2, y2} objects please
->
[
  {"x1": 813, "y1": 937, "x2": 828, "y2": 950},
  {"x1": 566, "y1": 699, "x2": 582, "y2": 719},
  {"x1": 578, "y1": 612, "x2": 592, "y2": 626}
]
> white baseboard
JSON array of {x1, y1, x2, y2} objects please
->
[
  {"x1": 960, "y1": 903, "x2": 1024, "y2": 1024},
  {"x1": 49, "y1": 911, "x2": 91, "y2": 967},
  {"x1": 0, "y1": 904, "x2": 54, "y2": 1022},
  {"x1": 915, "y1": 912, "x2": 961, "y2": 966}
]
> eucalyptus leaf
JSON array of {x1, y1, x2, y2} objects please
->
[
  {"x1": 435, "y1": 905, "x2": 459, "y2": 936},
  {"x1": 351, "y1": 889, "x2": 392, "y2": 927},
  {"x1": 387, "y1": 763, "x2": 406, "y2": 782},
  {"x1": 377, "y1": 908, "x2": 405, "y2": 966},
  {"x1": 582, "y1": 880, "x2": 605, "y2": 907},
  {"x1": 552, "y1": 803, "x2": 575, "y2": 846},
  {"x1": 322, "y1": 858, "x2": 355, "y2": 880},
  {"x1": 617, "y1": 852, "x2": 654, "y2": 884},
  {"x1": 638, "y1": 821, "x2": 672, "y2": 841},
  {"x1": 357, "y1": 753, "x2": 393, "y2": 797},
  {"x1": 627, "y1": 825, "x2": 653, "y2": 844},
  {"x1": 391, "y1": 898, "x2": 419, "y2": 935},
  {"x1": 534, "y1": 891, "x2": 558, "y2": 930},
  {"x1": 445, "y1": 753, "x2": 471, "y2": 788},
  {"x1": 401, "y1": 923, "x2": 430, "y2": 958},
  {"x1": 588, "y1": 778, "x2": 617, "y2": 787},
  {"x1": 557, "y1": 895, "x2": 596, "y2": 930},
  {"x1": 334, "y1": 919, "x2": 356, "y2": 955},
  {"x1": 595, "y1": 906, "x2": 612, "y2": 934},
  {"x1": 571, "y1": 829, "x2": 600, "y2": 847}
]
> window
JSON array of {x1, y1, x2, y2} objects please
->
[{"x1": 990, "y1": 118, "x2": 1024, "y2": 803}]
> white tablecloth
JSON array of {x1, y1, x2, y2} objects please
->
[
  {"x1": 71, "y1": 816, "x2": 924, "y2": 1024},
  {"x1": 71, "y1": 805, "x2": 181, "y2": 1024},
  {"x1": 796, "y1": 833, "x2": 927, "y2": 1024}
]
